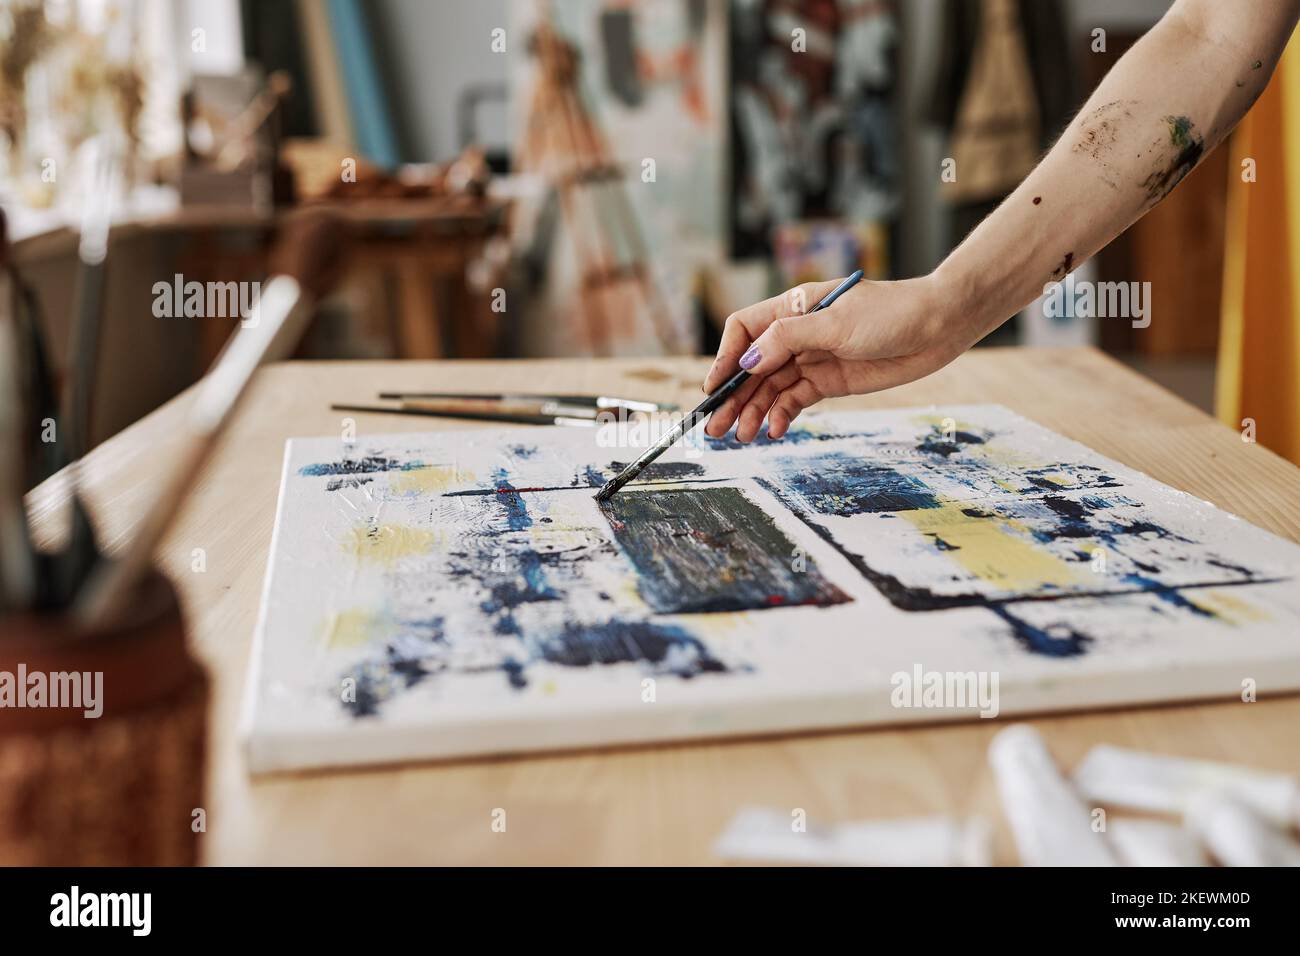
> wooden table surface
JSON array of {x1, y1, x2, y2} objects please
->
[{"x1": 25, "y1": 347, "x2": 1300, "y2": 865}]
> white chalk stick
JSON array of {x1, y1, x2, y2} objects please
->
[
  {"x1": 1074, "y1": 744, "x2": 1300, "y2": 829},
  {"x1": 712, "y1": 806, "x2": 992, "y2": 867},
  {"x1": 1185, "y1": 792, "x2": 1300, "y2": 867},
  {"x1": 1107, "y1": 818, "x2": 1208, "y2": 867},
  {"x1": 989, "y1": 724, "x2": 1117, "y2": 866}
]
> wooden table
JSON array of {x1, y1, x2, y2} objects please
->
[{"x1": 25, "y1": 347, "x2": 1300, "y2": 865}]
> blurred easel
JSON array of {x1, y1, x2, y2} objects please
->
[{"x1": 512, "y1": 10, "x2": 682, "y2": 354}]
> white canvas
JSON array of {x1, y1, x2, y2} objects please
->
[{"x1": 242, "y1": 405, "x2": 1300, "y2": 773}]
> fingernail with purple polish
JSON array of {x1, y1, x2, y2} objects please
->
[{"x1": 739, "y1": 345, "x2": 761, "y2": 370}]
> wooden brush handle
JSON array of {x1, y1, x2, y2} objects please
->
[{"x1": 77, "y1": 214, "x2": 348, "y2": 627}]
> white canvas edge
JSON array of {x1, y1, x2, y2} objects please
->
[
  {"x1": 239, "y1": 441, "x2": 297, "y2": 770},
  {"x1": 239, "y1": 403, "x2": 1300, "y2": 774}
]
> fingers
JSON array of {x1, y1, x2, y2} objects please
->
[
  {"x1": 710, "y1": 354, "x2": 933, "y2": 446},
  {"x1": 735, "y1": 362, "x2": 802, "y2": 441},
  {"x1": 733, "y1": 304, "x2": 848, "y2": 381},
  {"x1": 703, "y1": 358, "x2": 795, "y2": 438},
  {"x1": 702, "y1": 309, "x2": 769, "y2": 394},
  {"x1": 723, "y1": 356, "x2": 931, "y2": 444},
  {"x1": 702, "y1": 280, "x2": 837, "y2": 393},
  {"x1": 767, "y1": 378, "x2": 824, "y2": 438}
]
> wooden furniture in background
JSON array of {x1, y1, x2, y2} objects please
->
[
  {"x1": 10, "y1": 196, "x2": 505, "y2": 447},
  {"x1": 13, "y1": 197, "x2": 505, "y2": 364},
  {"x1": 23, "y1": 348, "x2": 1300, "y2": 864}
]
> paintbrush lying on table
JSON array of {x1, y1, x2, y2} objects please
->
[
  {"x1": 77, "y1": 211, "x2": 348, "y2": 628},
  {"x1": 595, "y1": 270, "x2": 864, "y2": 502},
  {"x1": 332, "y1": 401, "x2": 599, "y2": 427},
  {"x1": 377, "y1": 392, "x2": 677, "y2": 414},
  {"x1": 334, "y1": 392, "x2": 675, "y2": 426}
]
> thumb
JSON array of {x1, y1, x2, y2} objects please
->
[{"x1": 735, "y1": 307, "x2": 845, "y2": 378}]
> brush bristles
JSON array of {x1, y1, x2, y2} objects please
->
[{"x1": 595, "y1": 473, "x2": 631, "y2": 501}]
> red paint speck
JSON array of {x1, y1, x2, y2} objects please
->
[{"x1": 766, "y1": 595, "x2": 786, "y2": 605}]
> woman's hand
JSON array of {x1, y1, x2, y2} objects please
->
[{"x1": 701, "y1": 271, "x2": 981, "y2": 441}]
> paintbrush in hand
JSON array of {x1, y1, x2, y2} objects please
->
[
  {"x1": 77, "y1": 211, "x2": 348, "y2": 627},
  {"x1": 595, "y1": 270, "x2": 864, "y2": 502}
]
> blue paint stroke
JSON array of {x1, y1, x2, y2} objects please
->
[
  {"x1": 705, "y1": 424, "x2": 883, "y2": 450},
  {"x1": 493, "y1": 469, "x2": 534, "y2": 532},
  {"x1": 916, "y1": 426, "x2": 987, "y2": 458},
  {"x1": 299, "y1": 455, "x2": 425, "y2": 477},
  {"x1": 1123, "y1": 574, "x2": 1216, "y2": 617},
  {"x1": 777, "y1": 452, "x2": 941, "y2": 515},
  {"x1": 339, "y1": 617, "x2": 445, "y2": 718},
  {"x1": 535, "y1": 620, "x2": 728, "y2": 678},
  {"x1": 991, "y1": 605, "x2": 1092, "y2": 658}
]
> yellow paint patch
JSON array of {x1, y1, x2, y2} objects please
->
[
  {"x1": 389, "y1": 464, "x2": 472, "y2": 494},
  {"x1": 963, "y1": 440, "x2": 1044, "y2": 474},
  {"x1": 527, "y1": 525, "x2": 589, "y2": 548},
  {"x1": 344, "y1": 523, "x2": 436, "y2": 564},
  {"x1": 682, "y1": 612, "x2": 748, "y2": 640},
  {"x1": 1188, "y1": 590, "x2": 1270, "y2": 624},
  {"x1": 911, "y1": 413, "x2": 979, "y2": 433},
  {"x1": 323, "y1": 608, "x2": 389, "y2": 648},
  {"x1": 898, "y1": 499, "x2": 1092, "y2": 593},
  {"x1": 616, "y1": 572, "x2": 644, "y2": 606}
]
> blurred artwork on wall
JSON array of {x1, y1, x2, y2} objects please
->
[
  {"x1": 729, "y1": 0, "x2": 900, "y2": 270},
  {"x1": 771, "y1": 219, "x2": 887, "y2": 289},
  {"x1": 508, "y1": 0, "x2": 728, "y2": 358}
]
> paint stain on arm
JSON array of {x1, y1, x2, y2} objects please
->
[
  {"x1": 1050, "y1": 252, "x2": 1074, "y2": 280},
  {"x1": 1073, "y1": 100, "x2": 1132, "y2": 160},
  {"x1": 1072, "y1": 100, "x2": 1133, "y2": 189},
  {"x1": 1139, "y1": 115, "x2": 1204, "y2": 206}
]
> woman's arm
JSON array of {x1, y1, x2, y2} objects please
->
[{"x1": 703, "y1": 0, "x2": 1300, "y2": 443}]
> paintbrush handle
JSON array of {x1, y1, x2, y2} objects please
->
[
  {"x1": 332, "y1": 404, "x2": 596, "y2": 427},
  {"x1": 402, "y1": 399, "x2": 596, "y2": 419},
  {"x1": 76, "y1": 276, "x2": 311, "y2": 626},
  {"x1": 690, "y1": 368, "x2": 750, "y2": 422},
  {"x1": 376, "y1": 392, "x2": 671, "y2": 412},
  {"x1": 593, "y1": 371, "x2": 748, "y2": 501}
]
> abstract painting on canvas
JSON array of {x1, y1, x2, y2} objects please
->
[{"x1": 242, "y1": 406, "x2": 1300, "y2": 772}]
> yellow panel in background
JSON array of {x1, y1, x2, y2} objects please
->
[{"x1": 1218, "y1": 36, "x2": 1300, "y2": 464}]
